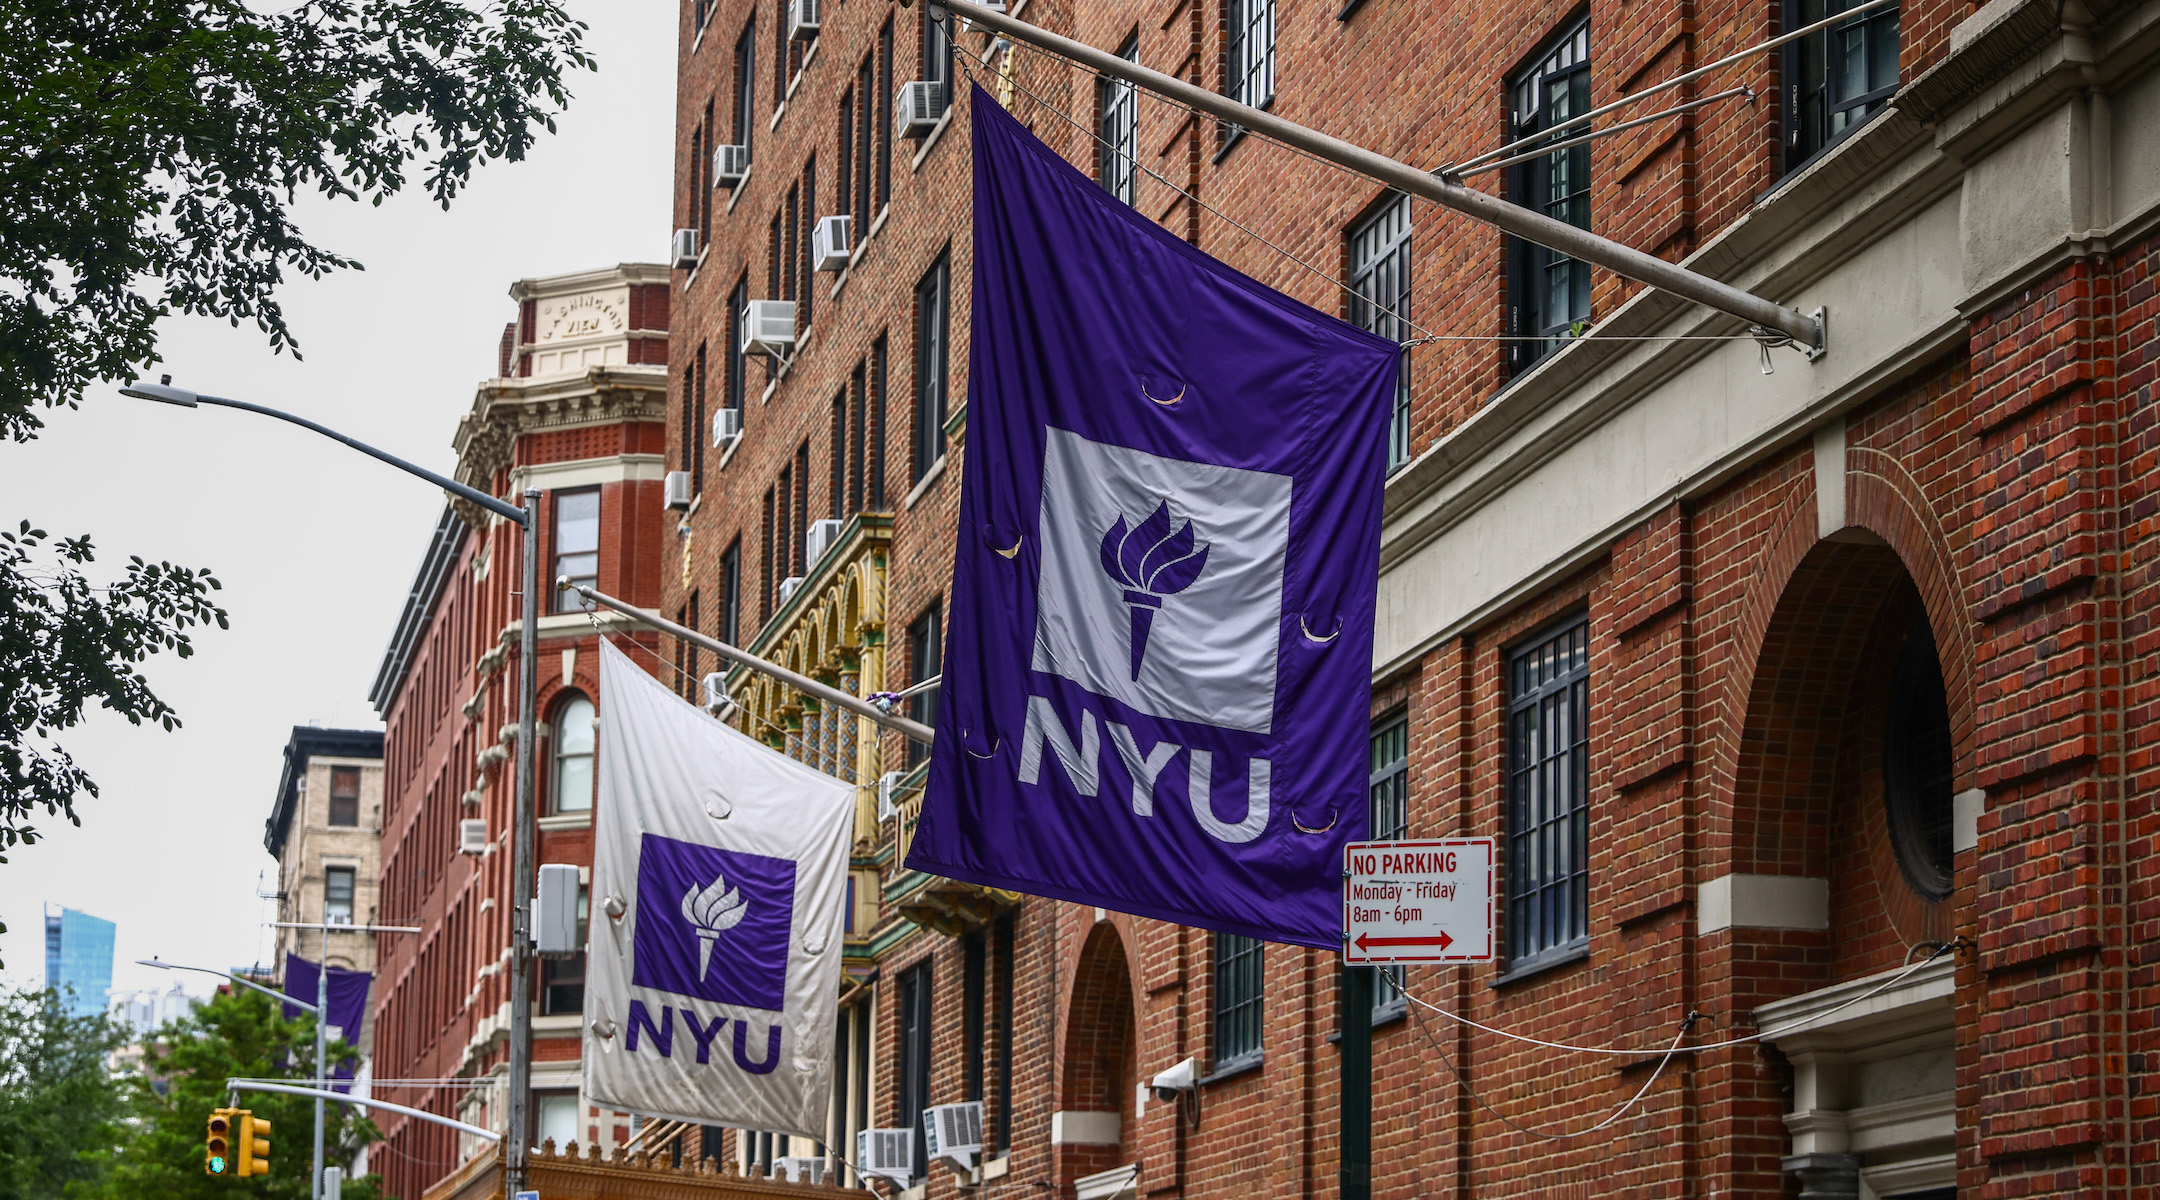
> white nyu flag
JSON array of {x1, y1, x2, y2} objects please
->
[{"x1": 584, "y1": 641, "x2": 853, "y2": 1139}]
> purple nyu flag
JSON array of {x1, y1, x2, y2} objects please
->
[{"x1": 906, "y1": 88, "x2": 1398, "y2": 949}]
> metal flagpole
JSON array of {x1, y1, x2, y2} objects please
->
[
  {"x1": 923, "y1": 0, "x2": 1825, "y2": 353},
  {"x1": 504, "y1": 488, "x2": 541, "y2": 1196},
  {"x1": 314, "y1": 926, "x2": 327, "y2": 1200}
]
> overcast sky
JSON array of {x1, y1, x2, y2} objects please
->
[{"x1": 0, "y1": 2, "x2": 675, "y2": 999}]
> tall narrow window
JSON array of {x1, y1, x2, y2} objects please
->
[
  {"x1": 324, "y1": 866, "x2": 356, "y2": 924},
  {"x1": 552, "y1": 694, "x2": 596, "y2": 815},
  {"x1": 687, "y1": 590, "x2": 702, "y2": 687},
  {"x1": 1506, "y1": 19, "x2": 1593, "y2": 372},
  {"x1": 720, "y1": 540, "x2": 742, "y2": 646},
  {"x1": 700, "y1": 100, "x2": 715, "y2": 241},
  {"x1": 551, "y1": 489, "x2": 599, "y2": 612},
  {"x1": 906, "y1": 600, "x2": 941, "y2": 768},
  {"x1": 831, "y1": 1001, "x2": 874, "y2": 1186},
  {"x1": 962, "y1": 929, "x2": 987, "y2": 1102},
  {"x1": 768, "y1": 211, "x2": 784, "y2": 299},
  {"x1": 1782, "y1": 0, "x2": 1899, "y2": 172},
  {"x1": 1368, "y1": 715, "x2": 1409, "y2": 1016},
  {"x1": 760, "y1": 487, "x2": 776, "y2": 619},
  {"x1": 922, "y1": 5, "x2": 953, "y2": 114},
  {"x1": 727, "y1": 276, "x2": 749, "y2": 416},
  {"x1": 1225, "y1": 0, "x2": 1275, "y2": 109},
  {"x1": 870, "y1": 336, "x2": 889, "y2": 507},
  {"x1": 1098, "y1": 36, "x2": 1139, "y2": 205},
  {"x1": 688, "y1": 123, "x2": 704, "y2": 236},
  {"x1": 857, "y1": 53, "x2": 877, "y2": 227},
  {"x1": 829, "y1": 390, "x2": 846, "y2": 519},
  {"x1": 1212, "y1": 932, "x2": 1263, "y2": 1069},
  {"x1": 693, "y1": 343, "x2": 708, "y2": 492},
  {"x1": 783, "y1": 183, "x2": 799, "y2": 302},
  {"x1": 912, "y1": 255, "x2": 950, "y2": 483},
  {"x1": 837, "y1": 88, "x2": 855, "y2": 234},
  {"x1": 849, "y1": 360, "x2": 868, "y2": 512},
  {"x1": 776, "y1": 464, "x2": 793, "y2": 586},
  {"x1": 799, "y1": 158, "x2": 816, "y2": 327},
  {"x1": 878, "y1": 21, "x2": 894, "y2": 206},
  {"x1": 1349, "y1": 195, "x2": 1413, "y2": 471},
  {"x1": 734, "y1": 20, "x2": 757, "y2": 156},
  {"x1": 1506, "y1": 615, "x2": 1590, "y2": 968},
  {"x1": 793, "y1": 442, "x2": 810, "y2": 574},
  {"x1": 897, "y1": 962, "x2": 934, "y2": 1182},
  {"x1": 328, "y1": 766, "x2": 360, "y2": 827},
  {"x1": 992, "y1": 914, "x2": 1015, "y2": 1154}
]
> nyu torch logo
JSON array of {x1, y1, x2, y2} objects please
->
[
  {"x1": 1099, "y1": 501, "x2": 1210, "y2": 680},
  {"x1": 680, "y1": 873, "x2": 748, "y2": 981}
]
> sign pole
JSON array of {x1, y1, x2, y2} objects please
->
[{"x1": 1340, "y1": 966, "x2": 1372, "y2": 1200}]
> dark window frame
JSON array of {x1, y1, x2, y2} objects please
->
[
  {"x1": 1348, "y1": 194, "x2": 1413, "y2": 472},
  {"x1": 906, "y1": 599, "x2": 942, "y2": 768},
  {"x1": 734, "y1": 19, "x2": 757, "y2": 155},
  {"x1": 1097, "y1": 36, "x2": 1140, "y2": 205},
  {"x1": 1503, "y1": 611, "x2": 1591, "y2": 973},
  {"x1": 1367, "y1": 713, "x2": 1410, "y2": 1018},
  {"x1": 323, "y1": 865, "x2": 356, "y2": 925},
  {"x1": 328, "y1": 766, "x2": 360, "y2": 827},
  {"x1": 1225, "y1": 0, "x2": 1276, "y2": 111},
  {"x1": 719, "y1": 540, "x2": 742, "y2": 646},
  {"x1": 896, "y1": 961, "x2": 934, "y2": 1181},
  {"x1": 1211, "y1": 931, "x2": 1264, "y2": 1071},
  {"x1": 1781, "y1": 0, "x2": 1900, "y2": 176},
  {"x1": 912, "y1": 254, "x2": 950, "y2": 484},
  {"x1": 1504, "y1": 17, "x2": 1594, "y2": 375}
]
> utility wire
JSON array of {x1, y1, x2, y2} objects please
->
[{"x1": 1411, "y1": 1004, "x2": 1696, "y2": 1140}]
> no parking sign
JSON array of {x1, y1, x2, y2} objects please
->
[{"x1": 1342, "y1": 838, "x2": 1495, "y2": 964}]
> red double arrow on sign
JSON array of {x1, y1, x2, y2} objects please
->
[{"x1": 1353, "y1": 930, "x2": 1453, "y2": 954}]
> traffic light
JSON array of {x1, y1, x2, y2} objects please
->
[
  {"x1": 205, "y1": 1109, "x2": 233, "y2": 1176},
  {"x1": 235, "y1": 1111, "x2": 272, "y2": 1177}
]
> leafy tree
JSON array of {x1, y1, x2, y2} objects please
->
[
  {"x1": 0, "y1": 987, "x2": 127, "y2": 1200},
  {"x1": 0, "y1": 1, "x2": 591, "y2": 876},
  {"x1": 76, "y1": 986, "x2": 384, "y2": 1200}
]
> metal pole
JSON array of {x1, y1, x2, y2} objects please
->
[
  {"x1": 504, "y1": 488, "x2": 541, "y2": 1195},
  {"x1": 227, "y1": 1080, "x2": 504, "y2": 1143},
  {"x1": 313, "y1": 926, "x2": 327, "y2": 1200},
  {"x1": 929, "y1": 0, "x2": 1824, "y2": 351},
  {"x1": 561, "y1": 580, "x2": 936, "y2": 745},
  {"x1": 1340, "y1": 967, "x2": 1372, "y2": 1200}
]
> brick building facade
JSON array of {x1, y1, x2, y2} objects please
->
[
  {"x1": 366, "y1": 264, "x2": 674, "y2": 1200},
  {"x1": 654, "y1": 0, "x2": 2159, "y2": 1198}
]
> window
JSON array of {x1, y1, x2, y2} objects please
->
[
  {"x1": 537, "y1": 1092, "x2": 580, "y2": 1149},
  {"x1": 1884, "y1": 618, "x2": 1953, "y2": 900},
  {"x1": 720, "y1": 540, "x2": 742, "y2": 646},
  {"x1": 328, "y1": 766, "x2": 360, "y2": 827},
  {"x1": 856, "y1": 52, "x2": 877, "y2": 229},
  {"x1": 848, "y1": 360, "x2": 868, "y2": 512},
  {"x1": 793, "y1": 441, "x2": 810, "y2": 575},
  {"x1": 761, "y1": 486, "x2": 776, "y2": 618},
  {"x1": 734, "y1": 19, "x2": 757, "y2": 155},
  {"x1": 829, "y1": 389, "x2": 846, "y2": 519},
  {"x1": 727, "y1": 276, "x2": 749, "y2": 416},
  {"x1": 1098, "y1": 36, "x2": 1139, "y2": 204},
  {"x1": 906, "y1": 601, "x2": 941, "y2": 768},
  {"x1": 878, "y1": 20, "x2": 894, "y2": 205},
  {"x1": 1212, "y1": 932, "x2": 1263, "y2": 1069},
  {"x1": 870, "y1": 336, "x2": 889, "y2": 507},
  {"x1": 1368, "y1": 715, "x2": 1409, "y2": 1016},
  {"x1": 542, "y1": 886, "x2": 588, "y2": 1014},
  {"x1": 324, "y1": 866, "x2": 355, "y2": 924},
  {"x1": 799, "y1": 157, "x2": 816, "y2": 328},
  {"x1": 699, "y1": 99, "x2": 715, "y2": 243},
  {"x1": 551, "y1": 694, "x2": 596, "y2": 815},
  {"x1": 551, "y1": 489, "x2": 600, "y2": 612},
  {"x1": 897, "y1": 962, "x2": 934, "y2": 1181},
  {"x1": 1349, "y1": 195, "x2": 1413, "y2": 471},
  {"x1": 913, "y1": 255, "x2": 950, "y2": 483},
  {"x1": 837, "y1": 88, "x2": 854, "y2": 241},
  {"x1": 922, "y1": 4, "x2": 953, "y2": 115},
  {"x1": 992, "y1": 914, "x2": 1015, "y2": 1153},
  {"x1": 831, "y1": 999, "x2": 873, "y2": 1186},
  {"x1": 1225, "y1": 0, "x2": 1275, "y2": 110},
  {"x1": 1506, "y1": 615, "x2": 1590, "y2": 968},
  {"x1": 1506, "y1": 19, "x2": 1593, "y2": 373},
  {"x1": 692, "y1": 343, "x2": 708, "y2": 492},
  {"x1": 1783, "y1": 0, "x2": 1899, "y2": 172},
  {"x1": 963, "y1": 930, "x2": 988, "y2": 1102}
]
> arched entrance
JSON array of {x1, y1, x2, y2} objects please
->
[{"x1": 1056, "y1": 922, "x2": 1138, "y2": 1199}]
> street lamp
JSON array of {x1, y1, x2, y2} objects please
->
[{"x1": 121, "y1": 378, "x2": 545, "y2": 1199}]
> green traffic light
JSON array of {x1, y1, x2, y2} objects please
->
[{"x1": 209, "y1": 1156, "x2": 227, "y2": 1173}]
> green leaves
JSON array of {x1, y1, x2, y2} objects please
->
[
  {"x1": 0, "y1": 988, "x2": 127, "y2": 1200},
  {"x1": 0, "y1": 522, "x2": 229, "y2": 861}
]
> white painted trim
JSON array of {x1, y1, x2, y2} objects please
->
[
  {"x1": 1813, "y1": 417, "x2": 1847, "y2": 537},
  {"x1": 1697, "y1": 874, "x2": 1829, "y2": 934},
  {"x1": 1953, "y1": 787, "x2": 1984, "y2": 853},
  {"x1": 903, "y1": 457, "x2": 947, "y2": 509},
  {"x1": 509, "y1": 453, "x2": 667, "y2": 496},
  {"x1": 1073, "y1": 1164, "x2": 1139, "y2": 1200},
  {"x1": 1049, "y1": 1110, "x2": 1120, "y2": 1145}
]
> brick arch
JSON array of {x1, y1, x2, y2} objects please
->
[{"x1": 1056, "y1": 920, "x2": 1138, "y2": 1187}]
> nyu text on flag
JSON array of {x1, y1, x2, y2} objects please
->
[
  {"x1": 906, "y1": 86, "x2": 1399, "y2": 949},
  {"x1": 584, "y1": 640, "x2": 854, "y2": 1138}
]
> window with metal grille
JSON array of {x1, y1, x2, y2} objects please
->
[
  {"x1": 550, "y1": 488, "x2": 599, "y2": 612},
  {"x1": 1098, "y1": 36, "x2": 1139, "y2": 205},
  {"x1": 329, "y1": 766, "x2": 360, "y2": 827},
  {"x1": 1212, "y1": 931, "x2": 1264, "y2": 1069},
  {"x1": 1505, "y1": 19, "x2": 1592, "y2": 373},
  {"x1": 1506, "y1": 615, "x2": 1590, "y2": 968},
  {"x1": 1782, "y1": 0, "x2": 1898, "y2": 173},
  {"x1": 897, "y1": 961, "x2": 934, "y2": 1181},
  {"x1": 913, "y1": 254, "x2": 950, "y2": 482},
  {"x1": 1225, "y1": 0, "x2": 1274, "y2": 110},
  {"x1": 1349, "y1": 195, "x2": 1412, "y2": 471},
  {"x1": 1368, "y1": 714, "x2": 1409, "y2": 1015}
]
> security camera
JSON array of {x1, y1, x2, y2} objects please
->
[{"x1": 1150, "y1": 1056, "x2": 1197, "y2": 1103}]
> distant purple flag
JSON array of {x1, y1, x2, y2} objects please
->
[
  {"x1": 906, "y1": 87, "x2": 1398, "y2": 949},
  {"x1": 284, "y1": 954, "x2": 372, "y2": 1091}
]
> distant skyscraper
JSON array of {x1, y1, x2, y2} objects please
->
[{"x1": 44, "y1": 906, "x2": 116, "y2": 1018}]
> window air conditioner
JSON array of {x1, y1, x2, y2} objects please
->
[
  {"x1": 923, "y1": 1101, "x2": 985, "y2": 1173},
  {"x1": 741, "y1": 300, "x2": 797, "y2": 359},
  {"x1": 805, "y1": 518, "x2": 843, "y2": 568},
  {"x1": 712, "y1": 406, "x2": 742, "y2": 446},
  {"x1": 458, "y1": 818, "x2": 489, "y2": 856},
  {"x1": 664, "y1": 470, "x2": 693, "y2": 511},
  {"x1": 895, "y1": 81, "x2": 944, "y2": 138},
  {"x1": 778, "y1": 576, "x2": 804, "y2": 606},
  {"x1": 702, "y1": 672, "x2": 739, "y2": 720},
  {"x1": 856, "y1": 1129, "x2": 914, "y2": 1186},
  {"x1": 878, "y1": 770, "x2": 906, "y2": 820},
  {"x1": 811, "y1": 215, "x2": 851, "y2": 272},
  {"x1": 712, "y1": 143, "x2": 751, "y2": 188},
  {"x1": 671, "y1": 228, "x2": 698, "y2": 270},
  {"x1": 535, "y1": 863, "x2": 582, "y2": 956},
  {"x1": 773, "y1": 1156, "x2": 827, "y2": 1185},
  {"x1": 787, "y1": 0, "x2": 819, "y2": 40}
]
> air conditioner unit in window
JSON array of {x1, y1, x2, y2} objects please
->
[
  {"x1": 671, "y1": 228, "x2": 698, "y2": 270},
  {"x1": 772, "y1": 1156, "x2": 827, "y2": 1186},
  {"x1": 811, "y1": 215, "x2": 851, "y2": 272},
  {"x1": 777, "y1": 576, "x2": 804, "y2": 606},
  {"x1": 458, "y1": 818, "x2": 489, "y2": 856},
  {"x1": 805, "y1": 518, "x2": 843, "y2": 568},
  {"x1": 878, "y1": 770, "x2": 906, "y2": 820},
  {"x1": 712, "y1": 406, "x2": 742, "y2": 446},
  {"x1": 895, "y1": 81, "x2": 944, "y2": 138},
  {"x1": 923, "y1": 1101, "x2": 985, "y2": 1173},
  {"x1": 741, "y1": 300, "x2": 797, "y2": 359},
  {"x1": 664, "y1": 470, "x2": 693, "y2": 511},
  {"x1": 787, "y1": 0, "x2": 819, "y2": 40},
  {"x1": 535, "y1": 863, "x2": 582, "y2": 956},
  {"x1": 856, "y1": 1129, "x2": 914, "y2": 1187},
  {"x1": 702, "y1": 672, "x2": 738, "y2": 721},
  {"x1": 712, "y1": 142, "x2": 751, "y2": 188}
]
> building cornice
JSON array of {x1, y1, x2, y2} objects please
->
[{"x1": 449, "y1": 366, "x2": 669, "y2": 529}]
